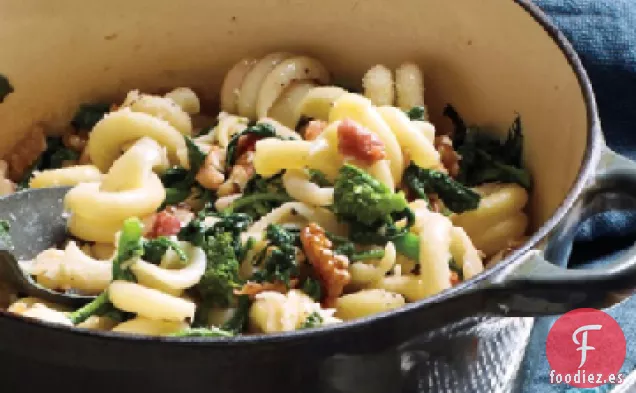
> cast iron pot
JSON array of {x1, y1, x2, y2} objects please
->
[{"x1": 1, "y1": 0, "x2": 635, "y2": 392}]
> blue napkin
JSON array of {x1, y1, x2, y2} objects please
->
[{"x1": 521, "y1": 1, "x2": 636, "y2": 392}]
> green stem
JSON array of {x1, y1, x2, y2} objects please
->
[
  {"x1": 223, "y1": 193, "x2": 291, "y2": 213},
  {"x1": 391, "y1": 232, "x2": 420, "y2": 262},
  {"x1": 68, "y1": 291, "x2": 110, "y2": 325},
  {"x1": 351, "y1": 249, "x2": 386, "y2": 262}
]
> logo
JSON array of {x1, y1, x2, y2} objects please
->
[{"x1": 546, "y1": 308, "x2": 626, "y2": 388}]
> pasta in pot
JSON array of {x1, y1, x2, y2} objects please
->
[{"x1": 1, "y1": 52, "x2": 533, "y2": 338}]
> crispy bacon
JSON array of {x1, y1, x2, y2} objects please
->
[{"x1": 337, "y1": 119, "x2": 386, "y2": 164}]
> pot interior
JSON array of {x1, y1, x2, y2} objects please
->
[{"x1": 0, "y1": 0, "x2": 589, "y2": 237}]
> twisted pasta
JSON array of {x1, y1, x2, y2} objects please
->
[
  {"x1": 362, "y1": 64, "x2": 395, "y2": 106},
  {"x1": 395, "y1": 62, "x2": 425, "y2": 110},
  {"x1": 349, "y1": 242, "x2": 396, "y2": 286},
  {"x1": 22, "y1": 241, "x2": 112, "y2": 295},
  {"x1": 29, "y1": 165, "x2": 102, "y2": 188},
  {"x1": 282, "y1": 169, "x2": 334, "y2": 207},
  {"x1": 121, "y1": 89, "x2": 195, "y2": 135},
  {"x1": 335, "y1": 289, "x2": 405, "y2": 321},
  {"x1": 249, "y1": 290, "x2": 340, "y2": 333},
  {"x1": 112, "y1": 317, "x2": 189, "y2": 336},
  {"x1": 88, "y1": 108, "x2": 187, "y2": 172},
  {"x1": 130, "y1": 242, "x2": 207, "y2": 295},
  {"x1": 108, "y1": 280, "x2": 196, "y2": 322},
  {"x1": 65, "y1": 137, "x2": 167, "y2": 243},
  {"x1": 453, "y1": 183, "x2": 530, "y2": 257}
]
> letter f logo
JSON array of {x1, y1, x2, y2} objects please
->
[{"x1": 572, "y1": 324, "x2": 602, "y2": 368}]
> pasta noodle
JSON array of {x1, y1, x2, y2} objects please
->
[
  {"x1": 452, "y1": 183, "x2": 529, "y2": 256},
  {"x1": 22, "y1": 241, "x2": 112, "y2": 295},
  {"x1": 349, "y1": 242, "x2": 396, "y2": 286},
  {"x1": 395, "y1": 62, "x2": 425, "y2": 110},
  {"x1": 121, "y1": 89, "x2": 194, "y2": 135},
  {"x1": 88, "y1": 108, "x2": 187, "y2": 172},
  {"x1": 249, "y1": 290, "x2": 340, "y2": 333},
  {"x1": 112, "y1": 317, "x2": 189, "y2": 336},
  {"x1": 130, "y1": 242, "x2": 207, "y2": 294},
  {"x1": 282, "y1": 169, "x2": 334, "y2": 207},
  {"x1": 65, "y1": 137, "x2": 167, "y2": 243},
  {"x1": 108, "y1": 280, "x2": 196, "y2": 322},
  {"x1": 29, "y1": 165, "x2": 102, "y2": 188},
  {"x1": 335, "y1": 289, "x2": 405, "y2": 321},
  {"x1": 297, "y1": 86, "x2": 346, "y2": 121},
  {"x1": 362, "y1": 65, "x2": 395, "y2": 106},
  {"x1": 268, "y1": 82, "x2": 317, "y2": 128},
  {"x1": 220, "y1": 58, "x2": 258, "y2": 114},
  {"x1": 164, "y1": 87, "x2": 201, "y2": 115}
]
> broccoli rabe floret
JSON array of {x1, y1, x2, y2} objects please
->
[
  {"x1": 251, "y1": 224, "x2": 300, "y2": 286},
  {"x1": 222, "y1": 173, "x2": 291, "y2": 220},
  {"x1": 197, "y1": 232, "x2": 241, "y2": 308},
  {"x1": 300, "y1": 311, "x2": 324, "y2": 329},
  {"x1": 333, "y1": 164, "x2": 410, "y2": 226},
  {"x1": 443, "y1": 104, "x2": 532, "y2": 189},
  {"x1": 403, "y1": 164, "x2": 480, "y2": 213},
  {"x1": 143, "y1": 236, "x2": 187, "y2": 265}
]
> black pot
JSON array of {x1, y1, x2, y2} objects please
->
[{"x1": 2, "y1": 1, "x2": 636, "y2": 392}]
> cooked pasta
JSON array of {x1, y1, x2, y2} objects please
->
[{"x1": 2, "y1": 51, "x2": 532, "y2": 338}]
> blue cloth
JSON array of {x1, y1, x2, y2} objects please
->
[{"x1": 521, "y1": 1, "x2": 636, "y2": 392}]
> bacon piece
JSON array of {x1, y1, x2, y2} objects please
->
[
  {"x1": 337, "y1": 119, "x2": 386, "y2": 164},
  {"x1": 146, "y1": 210, "x2": 182, "y2": 238},
  {"x1": 300, "y1": 223, "x2": 351, "y2": 308}
]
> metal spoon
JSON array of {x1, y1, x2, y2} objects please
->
[{"x1": 0, "y1": 186, "x2": 94, "y2": 307}]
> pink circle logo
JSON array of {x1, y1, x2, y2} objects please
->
[{"x1": 546, "y1": 308, "x2": 626, "y2": 388}]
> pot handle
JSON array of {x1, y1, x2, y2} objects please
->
[{"x1": 482, "y1": 147, "x2": 636, "y2": 316}]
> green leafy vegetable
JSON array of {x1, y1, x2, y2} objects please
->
[
  {"x1": 70, "y1": 103, "x2": 110, "y2": 130},
  {"x1": 444, "y1": 105, "x2": 532, "y2": 189},
  {"x1": 185, "y1": 136, "x2": 207, "y2": 174},
  {"x1": 221, "y1": 295, "x2": 251, "y2": 334},
  {"x1": 333, "y1": 164, "x2": 411, "y2": 227},
  {"x1": 0, "y1": 74, "x2": 13, "y2": 103},
  {"x1": 223, "y1": 173, "x2": 291, "y2": 219},
  {"x1": 159, "y1": 136, "x2": 214, "y2": 207},
  {"x1": 251, "y1": 224, "x2": 300, "y2": 286},
  {"x1": 170, "y1": 327, "x2": 234, "y2": 338},
  {"x1": 406, "y1": 106, "x2": 428, "y2": 121},
  {"x1": 68, "y1": 292, "x2": 110, "y2": 325},
  {"x1": 17, "y1": 136, "x2": 80, "y2": 190},
  {"x1": 142, "y1": 236, "x2": 187, "y2": 265},
  {"x1": 449, "y1": 258, "x2": 463, "y2": 280},
  {"x1": 225, "y1": 122, "x2": 277, "y2": 170},
  {"x1": 403, "y1": 164, "x2": 481, "y2": 213},
  {"x1": 308, "y1": 169, "x2": 332, "y2": 187},
  {"x1": 197, "y1": 232, "x2": 241, "y2": 307},
  {"x1": 301, "y1": 277, "x2": 322, "y2": 302},
  {"x1": 300, "y1": 311, "x2": 323, "y2": 329},
  {"x1": 112, "y1": 218, "x2": 145, "y2": 282}
]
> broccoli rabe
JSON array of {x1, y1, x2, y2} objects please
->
[
  {"x1": 406, "y1": 106, "x2": 428, "y2": 121},
  {"x1": 333, "y1": 164, "x2": 411, "y2": 227},
  {"x1": 444, "y1": 104, "x2": 532, "y2": 189},
  {"x1": 197, "y1": 232, "x2": 241, "y2": 308},
  {"x1": 225, "y1": 123, "x2": 278, "y2": 170},
  {"x1": 308, "y1": 169, "x2": 332, "y2": 187},
  {"x1": 403, "y1": 164, "x2": 480, "y2": 213},
  {"x1": 70, "y1": 103, "x2": 110, "y2": 130},
  {"x1": 251, "y1": 224, "x2": 300, "y2": 287},
  {"x1": 301, "y1": 277, "x2": 322, "y2": 302},
  {"x1": 17, "y1": 136, "x2": 80, "y2": 190},
  {"x1": 159, "y1": 136, "x2": 212, "y2": 207},
  {"x1": 300, "y1": 311, "x2": 323, "y2": 329},
  {"x1": 143, "y1": 236, "x2": 187, "y2": 265},
  {"x1": 221, "y1": 295, "x2": 251, "y2": 334},
  {"x1": 222, "y1": 173, "x2": 291, "y2": 220}
]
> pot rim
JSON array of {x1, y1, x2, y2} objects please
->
[{"x1": 0, "y1": 0, "x2": 603, "y2": 346}]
